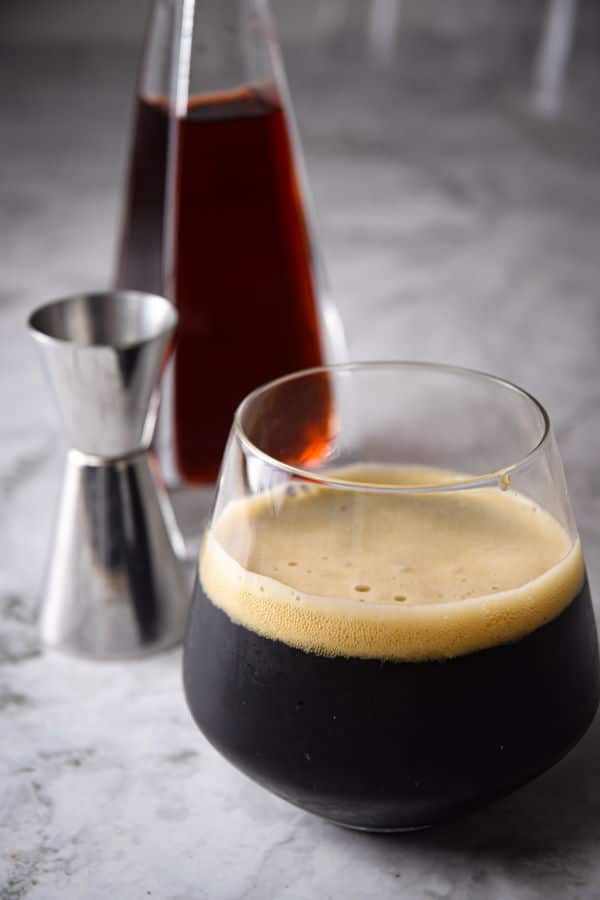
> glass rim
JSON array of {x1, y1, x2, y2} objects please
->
[
  {"x1": 27, "y1": 291, "x2": 177, "y2": 351},
  {"x1": 233, "y1": 361, "x2": 551, "y2": 494}
]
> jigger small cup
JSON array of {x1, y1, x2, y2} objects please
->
[{"x1": 28, "y1": 291, "x2": 190, "y2": 659}]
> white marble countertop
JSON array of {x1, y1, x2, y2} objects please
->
[{"x1": 3, "y1": 9, "x2": 600, "y2": 898}]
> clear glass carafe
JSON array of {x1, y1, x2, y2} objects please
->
[{"x1": 115, "y1": 0, "x2": 346, "y2": 497}]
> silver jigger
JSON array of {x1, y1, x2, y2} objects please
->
[{"x1": 28, "y1": 291, "x2": 190, "y2": 659}]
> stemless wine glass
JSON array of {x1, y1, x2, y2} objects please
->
[{"x1": 183, "y1": 362, "x2": 599, "y2": 831}]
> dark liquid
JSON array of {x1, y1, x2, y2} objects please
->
[
  {"x1": 173, "y1": 90, "x2": 327, "y2": 483},
  {"x1": 116, "y1": 90, "x2": 329, "y2": 485},
  {"x1": 115, "y1": 97, "x2": 168, "y2": 297},
  {"x1": 184, "y1": 579, "x2": 599, "y2": 830}
]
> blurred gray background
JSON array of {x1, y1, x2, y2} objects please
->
[{"x1": 1, "y1": 0, "x2": 600, "y2": 634}]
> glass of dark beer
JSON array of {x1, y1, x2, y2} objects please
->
[{"x1": 183, "y1": 362, "x2": 599, "y2": 831}]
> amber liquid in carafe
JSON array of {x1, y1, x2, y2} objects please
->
[{"x1": 116, "y1": 87, "x2": 330, "y2": 485}]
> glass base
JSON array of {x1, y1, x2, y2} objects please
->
[{"x1": 329, "y1": 819, "x2": 432, "y2": 834}]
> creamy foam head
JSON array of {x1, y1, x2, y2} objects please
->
[{"x1": 200, "y1": 466, "x2": 584, "y2": 661}]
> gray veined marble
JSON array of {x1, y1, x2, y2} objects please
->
[{"x1": 2, "y1": 1, "x2": 600, "y2": 897}]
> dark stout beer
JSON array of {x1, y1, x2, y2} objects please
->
[{"x1": 184, "y1": 469, "x2": 599, "y2": 829}]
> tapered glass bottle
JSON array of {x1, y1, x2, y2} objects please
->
[{"x1": 115, "y1": 0, "x2": 345, "y2": 492}]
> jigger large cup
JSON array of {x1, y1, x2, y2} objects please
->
[{"x1": 29, "y1": 291, "x2": 190, "y2": 659}]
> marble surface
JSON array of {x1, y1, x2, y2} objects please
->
[{"x1": 3, "y1": 9, "x2": 600, "y2": 898}]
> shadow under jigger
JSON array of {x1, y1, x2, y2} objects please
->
[{"x1": 29, "y1": 291, "x2": 190, "y2": 659}]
